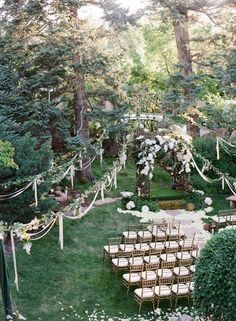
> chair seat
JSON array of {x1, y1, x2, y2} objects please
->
[
  {"x1": 149, "y1": 242, "x2": 165, "y2": 250},
  {"x1": 228, "y1": 215, "x2": 236, "y2": 223},
  {"x1": 128, "y1": 257, "x2": 143, "y2": 265},
  {"x1": 119, "y1": 244, "x2": 135, "y2": 252},
  {"x1": 172, "y1": 283, "x2": 190, "y2": 295},
  {"x1": 165, "y1": 241, "x2": 179, "y2": 248},
  {"x1": 104, "y1": 245, "x2": 119, "y2": 254},
  {"x1": 135, "y1": 243, "x2": 150, "y2": 251},
  {"x1": 211, "y1": 216, "x2": 227, "y2": 223},
  {"x1": 176, "y1": 252, "x2": 192, "y2": 260},
  {"x1": 144, "y1": 255, "x2": 160, "y2": 264},
  {"x1": 190, "y1": 265, "x2": 195, "y2": 273},
  {"x1": 157, "y1": 269, "x2": 172, "y2": 278},
  {"x1": 173, "y1": 266, "x2": 190, "y2": 276},
  {"x1": 154, "y1": 285, "x2": 171, "y2": 296},
  {"x1": 152, "y1": 229, "x2": 166, "y2": 237},
  {"x1": 160, "y1": 253, "x2": 176, "y2": 262},
  {"x1": 123, "y1": 231, "x2": 137, "y2": 238},
  {"x1": 166, "y1": 229, "x2": 179, "y2": 236},
  {"x1": 138, "y1": 231, "x2": 152, "y2": 238},
  {"x1": 179, "y1": 240, "x2": 194, "y2": 247},
  {"x1": 112, "y1": 258, "x2": 128, "y2": 267},
  {"x1": 123, "y1": 273, "x2": 141, "y2": 283},
  {"x1": 141, "y1": 271, "x2": 157, "y2": 281},
  {"x1": 191, "y1": 250, "x2": 199, "y2": 259},
  {"x1": 187, "y1": 281, "x2": 195, "y2": 291},
  {"x1": 134, "y1": 287, "x2": 154, "y2": 298}
]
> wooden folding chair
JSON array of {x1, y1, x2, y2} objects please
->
[
  {"x1": 172, "y1": 275, "x2": 192, "y2": 308},
  {"x1": 111, "y1": 251, "x2": 129, "y2": 276},
  {"x1": 154, "y1": 275, "x2": 174, "y2": 308},
  {"x1": 141, "y1": 262, "x2": 159, "y2": 281},
  {"x1": 144, "y1": 247, "x2": 161, "y2": 265},
  {"x1": 151, "y1": 222, "x2": 168, "y2": 242},
  {"x1": 179, "y1": 233, "x2": 196, "y2": 252},
  {"x1": 123, "y1": 263, "x2": 144, "y2": 293},
  {"x1": 123, "y1": 224, "x2": 140, "y2": 243},
  {"x1": 103, "y1": 237, "x2": 122, "y2": 261},
  {"x1": 128, "y1": 249, "x2": 145, "y2": 266},
  {"x1": 157, "y1": 260, "x2": 175, "y2": 280},
  {"x1": 134, "y1": 279, "x2": 156, "y2": 312},
  {"x1": 166, "y1": 221, "x2": 181, "y2": 241}
]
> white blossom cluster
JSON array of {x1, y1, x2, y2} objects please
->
[{"x1": 136, "y1": 128, "x2": 193, "y2": 180}]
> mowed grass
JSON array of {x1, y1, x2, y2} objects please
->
[{"x1": 7, "y1": 203, "x2": 156, "y2": 320}]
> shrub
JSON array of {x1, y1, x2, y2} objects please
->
[
  {"x1": 194, "y1": 229, "x2": 236, "y2": 321},
  {"x1": 122, "y1": 194, "x2": 160, "y2": 212}
]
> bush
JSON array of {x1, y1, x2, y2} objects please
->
[
  {"x1": 123, "y1": 194, "x2": 160, "y2": 212},
  {"x1": 194, "y1": 229, "x2": 236, "y2": 321}
]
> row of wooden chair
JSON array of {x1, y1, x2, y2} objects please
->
[
  {"x1": 134, "y1": 275, "x2": 194, "y2": 312},
  {"x1": 103, "y1": 235, "x2": 197, "y2": 261},
  {"x1": 122, "y1": 260, "x2": 195, "y2": 294},
  {"x1": 210, "y1": 209, "x2": 236, "y2": 232},
  {"x1": 123, "y1": 221, "x2": 182, "y2": 243},
  {"x1": 112, "y1": 248, "x2": 198, "y2": 276}
]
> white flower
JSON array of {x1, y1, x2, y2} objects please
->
[
  {"x1": 204, "y1": 197, "x2": 213, "y2": 205},
  {"x1": 23, "y1": 242, "x2": 32, "y2": 255},
  {"x1": 120, "y1": 191, "x2": 134, "y2": 198},
  {"x1": 149, "y1": 173, "x2": 153, "y2": 180},
  {"x1": 18, "y1": 314, "x2": 27, "y2": 320},
  {"x1": 233, "y1": 182, "x2": 236, "y2": 190},
  {"x1": 205, "y1": 206, "x2": 214, "y2": 213},
  {"x1": 139, "y1": 124, "x2": 144, "y2": 129},
  {"x1": 141, "y1": 205, "x2": 149, "y2": 213},
  {"x1": 185, "y1": 163, "x2": 191, "y2": 173},
  {"x1": 126, "y1": 201, "x2": 135, "y2": 210},
  {"x1": 0, "y1": 232, "x2": 4, "y2": 240}
]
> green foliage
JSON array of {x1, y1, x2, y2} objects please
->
[
  {"x1": 124, "y1": 195, "x2": 160, "y2": 212},
  {"x1": 201, "y1": 93, "x2": 236, "y2": 131},
  {"x1": 194, "y1": 229, "x2": 236, "y2": 320},
  {"x1": 192, "y1": 137, "x2": 236, "y2": 193},
  {"x1": 0, "y1": 134, "x2": 54, "y2": 223},
  {"x1": 0, "y1": 140, "x2": 16, "y2": 170},
  {"x1": 185, "y1": 191, "x2": 204, "y2": 210}
]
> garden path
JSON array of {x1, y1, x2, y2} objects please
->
[{"x1": 117, "y1": 207, "x2": 212, "y2": 249}]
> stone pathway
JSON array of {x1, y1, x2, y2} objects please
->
[{"x1": 94, "y1": 197, "x2": 121, "y2": 206}]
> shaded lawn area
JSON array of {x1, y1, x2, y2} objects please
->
[{"x1": 7, "y1": 202, "x2": 157, "y2": 320}]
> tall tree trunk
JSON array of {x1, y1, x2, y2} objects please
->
[
  {"x1": 172, "y1": 4, "x2": 200, "y2": 137},
  {"x1": 73, "y1": 54, "x2": 94, "y2": 181},
  {"x1": 71, "y1": 6, "x2": 94, "y2": 181}
]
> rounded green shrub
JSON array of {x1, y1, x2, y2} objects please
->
[{"x1": 194, "y1": 229, "x2": 236, "y2": 321}]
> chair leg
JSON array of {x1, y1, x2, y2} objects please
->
[
  {"x1": 139, "y1": 301, "x2": 142, "y2": 313},
  {"x1": 175, "y1": 296, "x2": 178, "y2": 308}
]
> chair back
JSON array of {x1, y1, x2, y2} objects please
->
[
  {"x1": 178, "y1": 257, "x2": 193, "y2": 267},
  {"x1": 132, "y1": 249, "x2": 145, "y2": 257},
  {"x1": 159, "y1": 276, "x2": 174, "y2": 286},
  {"x1": 145, "y1": 262, "x2": 159, "y2": 271},
  {"x1": 160, "y1": 260, "x2": 175, "y2": 269},
  {"x1": 148, "y1": 247, "x2": 162, "y2": 256},
  {"x1": 108, "y1": 237, "x2": 122, "y2": 245},
  {"x1": 130, "y1": 263, "x2": 144, "y2": 273},
  {"x1": 142, "y1": 279, "x2": 156, "y2": 288}
]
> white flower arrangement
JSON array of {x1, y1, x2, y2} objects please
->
[
  {"x1": 120, "y1": 191, "x2": 134, "y2": 198},
  {"x1": 204, "y1": 197, "x2": 213, "y2": 206},
  {"x1": 141, "y1": 205, "x2": 149, "y2": 213},
  {"x1": 23, "y1": 241, "x2": 32, "y2": 255},
  {"x1": 126, "y1": 201, "x2": 135, "y2": 210},
  {"x1": 205, "y1": 206, "x2": 214, "y2": 213}
]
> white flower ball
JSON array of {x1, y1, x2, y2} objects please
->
[
  {"x1": 126, "y1": 201, "x2": 135, "y2": 210},
  {"x1": 205, "y1": 206, "x2": 214, "y2": 213},
  {"x1": 204, "y1": 197, "x2": 213, "y2": 205},
  {"x1": 141, "y1": 205, "x2": 149, "y2": 213}
]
